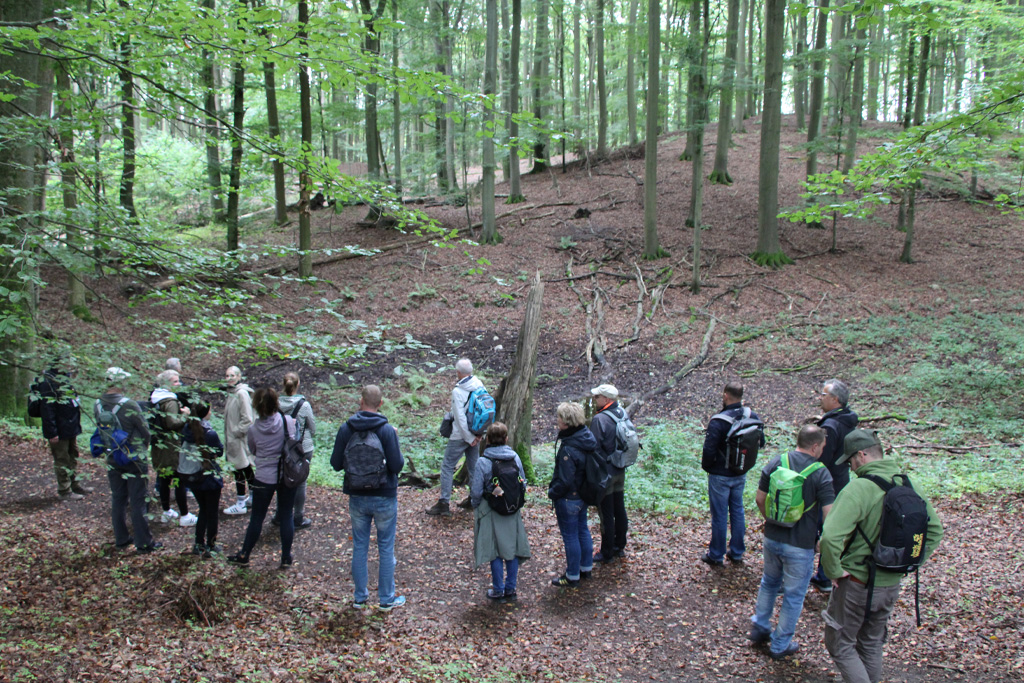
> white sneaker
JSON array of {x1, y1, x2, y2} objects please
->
[
  {"x1": 179, "y1": 512, "x2": 198, "y2": 527},
  {"x1": 243, "y1": 493, "x2": 252, "y2": 506},
  {"x1": 161, "y1": 509, "x2": 180, "y2": 523},
  {"x1": 224, "y1": 502, "x2": 248, "y2": 515}
]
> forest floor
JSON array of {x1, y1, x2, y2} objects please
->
[{"x1": 5, "y1": 115, "x2": 1024, "y2": 681}]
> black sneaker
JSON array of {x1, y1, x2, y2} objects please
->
[
  {"x1": 700, "y1": 553, "x2": 724, "y2": 567},
  {"x1": 809, "y1": 577, "x2": 833, "y2": 593},
  {"x1": 580, "y1": 570, "x2": 592, "y2": 581},
  {"x1": 502, "y1": 590, "x2": 518, "y2": 602},
  {"x1": 593, "y1": 551, "x2": 616, "y2": 564},
  {"x1": 486, "y1": 588, "x2": 505, "y2": 600},
  {"x1": 280, "y1": 556, "x2": 294, "y2": 569},
  {"x1": 748, "y1": 624, "x2": 772, "y2": 644},
  {"x1": 227, "y1": 553, "x2": 249, "y2": 565},
  {"x1": 769, "y1": 642, "x2": 800, "y2": 660},
  {"x1": 551, "y1": 574, "x2": 580, "y2": 588},
  {"x1": 294, "y1": 517, "x2": 313, "y2": 530},
  {"x1": 138, "y1": 542, "x2": 164, "y2": 554},
  {"x1": 726, "y1": 553, "x2": 744, "y2": 564},
  {"x1": 191, "y1": 543, "x2": 206, "y2": 556}
]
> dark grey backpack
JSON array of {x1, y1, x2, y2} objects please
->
[{"x1": 344, "y1": 429, "x2": 389, "y2": 490}]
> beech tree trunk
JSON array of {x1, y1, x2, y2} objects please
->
[
  {"x1": 55, "y1": 62, "x2": 88, "y2": 316},
  {"x1": 626, "y1": 0, "x2": 639, "y2": 146},
  {"x1": 201, "y1": 0, "x2": 225, "y2": 223},
  {"x1": 842, "y1": 24, "x2": 867, "y2": 174},
  {"x1": 901, "y1": 31, "x2": 930, "y2": 264},
  {"x1": 298, "y1": 0, "x2": 313, "y2": 276},
  {"x1": 498, "y1": 272, "x2": 544, "y2": 482},
  {"x1": 479, "y1": 0, "x2": 500, "y2": 244},
  {"x1": 391, "y1": 0, "x2": 403, "y2": 197},
  {"x1": 263, "y1": 57, "x2": 288, "y2": 225},
  {"x1": 360, "y1": 0, "x2": 386, "y2": 223},
  {"x1": 752, "y1": 0, "x2": 792, "y2": 268},
  {"x1": 507, "y1": 0, "x2": 523, "y2": 201},
  {"x1": 643, "y1": 0, "x2": 666, "y2": 260},
  {"x1": 803, "y1": 0, "x2": 829, "y2": 228},
  {"x1": 225, "y1": 50, "x2": 245, "y2": 250},
  {"x1": 596, "y1": 0, "x2": 608, "y2": 157},
  {"x1": 690, "y1": 0, "x2": 710, "y2": 291},
  {"x1": 733, "y1": 0, "x2": 748, "y2": 132},
  {"x1": 117, "y1": 0, "x2": 137, "y2": 220},
  {"x1": 531, "y1": 0, "x2": 551, "y2": 172},
  {"x1": 710, "y1": 0, "x2": 740, "y2": 185}
]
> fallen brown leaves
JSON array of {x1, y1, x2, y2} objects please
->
[{"x1": 0, "y1": 431, "x2": 1020, "y2": 682}]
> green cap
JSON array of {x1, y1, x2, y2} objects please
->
[{"x1": 836, "y1": 428, "x2": 881, "y2": 465}]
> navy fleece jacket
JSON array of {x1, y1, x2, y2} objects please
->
[{"x1": 331, "y1": 410, "x2": 404, "y2": 497}]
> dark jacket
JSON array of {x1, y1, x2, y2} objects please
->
[
  {"x1": 589, "y1": 402, "x2": 626, "y2": 474},
  {"x1": 331, "y1": 410, "x2": 404, "y2": 497},
  {"x1": 35, "y1": 370, "x2": 82, "y2": 441},
  {"x1": 818, "y1": 407, "x2": 859, "y2": 493},
  {"x1": 180, "y1": 419, "x2": 224, "y2": 490},
  {"x1": 94, "y1": 392, "x2": 151, "y2": 464},
  {"x1": 701, "y1": 402, "x2": 763, "y2": 476},
  {"x1": 547, "y1": 425, "x2": 598, "y2": 501}
]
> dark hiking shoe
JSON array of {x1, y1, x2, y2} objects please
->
[
  {"x1": 809, "y1": 576, "x2": 833, "y2": 593},
  {"x1": 294, "y1": 517, "x2": 313, "y2": 530},
  {"x1": 227, "y1": 553, "x2": 249, "y2": 565},
  {"x1": 700, "y1": 553, "x2": 724, "y2": 567},
  {"x1": 580, "y1": 570, "x2": 592, "y2": 581},
  {"x1": 456, "y1": 496, "x2": 473, "y2": 509},
  {"x1": 748, "y1": 624, "x2": 772, "y2": 644},
  {"x1": 726, "y1": 553, "x2": 744, "y2": 564},
  {"x1": 487, "y1": 588, "x2": 505, "y2": 601},
  {"x1": 138, "y1": 542, "x2": 164, "y2": 555},
  {"x1": 769, "y1": 642, "x2": 800, "y2": 661},
  {"x1": 593, "y1": 551, "x2": 616, "y2": 564},
  {"x1": 551, "y1": 574, "x2": 580, "y2": 588},
  {"x1": 425, "y1": 499, "x2": 451, "y2": 516}
]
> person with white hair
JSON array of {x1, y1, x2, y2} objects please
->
[
  {"x1": 150, "y1": 369, "x2": 194, "y2": 526},
  {"x1": 426, "y1": 358, "x2": 486, "y2": 517},
  {"x1": 223, "y1": 365, "x2": 255, "y2": 515}
]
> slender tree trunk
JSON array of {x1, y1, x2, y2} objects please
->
[
  {"x1": 298, "y1": 0, "x2": 313, "y2": 276},
  {"x1": 596, "y1": 0, "x2": 608, "y2": 157},
  {"x1": 360, "y1": 0, "x2": 386, "y2": 222},
  {"x1": 55, "y1": 62, "x2": 88, "y2": 316},
  {"x1": 866, "y1": 17, "x2": 881, "y2": 121},
  {"x1": 531, "y1": 0, "x2": 551, "y2": 172},
  {"x1": 117, "y1": 0, "x2": 137, "y2": 220},
  {"x1": 500, "y1": 0, "x2": 511, "y2": 179},
  {"x1": 842, "y1": 23, "x2": 866, "y2": 173},
  {"x1": 901, "y1": 31, "x2": 930, "y2": 264},
  {"x1": 264, "y1": 59, "x2": 288, "y2": 225},
  {"x1": 827, "y1": 9, "x2": 847, "y2": 129},
  {"x1": 507, "y1": 0, "x2": 523, "y2": 201},
  {"x1": 572, "y1": 2, "x2": 582, "y2": 149},
  {"x1": 902, "y1": 34, "x2": 916, "y2": 130},
  {"x1": 200, "y1": 0, "x2": 225, "y2": 223},
  {"x1": 627, "y1": 0, "x2": 639, "y2": 145},
  {"x1": 480, "y1": 0, "x2": 500, "y2": 244},
  {"x1": 804, "y1": 0, "x2": 829, "y2": 227},
  {"x1": 643, "y1": 0, "x2": 666, "y2": 260},
  {"x1": 681, "y1": 0, "x2": 699, "y2": 161},
  {"x1": 690, "y1": 0, "x2": 710, "y2": 290},
  {"x1": 952, "y1": 29, "x2": 966, "y2": 112},
  {"x1": 793, "y1": 8, "x2": 807, "y2": 128},
  {"x1": 391, "y1": 0, "x2": 403, "y2": 197},
  {"x1": 734, "y1": 0, "x2": 748, "y2": 132},
  {"x1": 710, "y1": 0, "x2": 740, "y2": 184},
  {"x1": 225, "y1": 55, "x2": 245, "y2": 251},
  {"x1": 752, "y1": 0, "x2": 792, "y2": 268},
  {"x1": 746, "y1": 0, "x2": 758, "y2": 116}
]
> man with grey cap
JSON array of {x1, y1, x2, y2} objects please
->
[
  {"x1": 820, "y1": 429, "x2": 943, "y2": 683},
  {"x1": 426, "y1": 358, "x2": 486, "y2": 516},
  {"x1": 590, "y1": 383, "x2": 629, "y2": 562},
  {"x1": 96, "y1": 367, "x2": 161, "y2": 553}
]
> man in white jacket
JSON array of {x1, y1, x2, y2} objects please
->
[{"x1": 426, "y1": 358, "x2": 485, "y2": 516}]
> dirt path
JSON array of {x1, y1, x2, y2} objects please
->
[{"x1": 0, "y1": 431, "x2": 1018, "y2": 682}]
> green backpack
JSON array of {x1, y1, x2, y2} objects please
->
[{"x1": 766, "y1": 453, "x2": 824, "y2": 527}]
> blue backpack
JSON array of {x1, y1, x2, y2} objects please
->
[
  {"x1": 90, "y1": 398, "x2": 139, "y2": 466},
  {"x1": 465, "y1": 386, "x2": 496, "y2": 436}
]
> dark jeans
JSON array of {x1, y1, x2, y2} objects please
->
[
  {"x1": 193, "y1": 488, "x2": 221, "y2": 547},
  {"x1": 158, "y1": 472, "x2": 189, "y2": 514},
  {"x1": 107, "y1": 461, "x2": 153, "y2": 549},
  {"x1": 234, "y1": 466, "x2": 254, "y2": 497},
  {"x1": 598, "y1": 470, "x2": 628, "y2": 556},
  {"x1": 239, "y1": 479, "x2": 297, "y2": 562},
  {"x1": 554, "y1": 496, "x2": 593, "y2": 581}
]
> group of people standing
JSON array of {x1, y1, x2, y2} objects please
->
[
  {"x1": 700, "y1": 378, "x2": 944, "y2": 682},
  {"x1": 33, "y1": 358, "x2": 945, "y2": 680}
]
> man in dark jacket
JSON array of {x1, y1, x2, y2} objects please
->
[
  {"x1": 810, "y1": 378, "x2": 859, "y2": 591},
  {"x1": 34, "y1": 366, "x2": 91, "y2": 500},
  {"x1": 700, "y1": 382, "x2": 763, "y2": 565},
  {"x1": 590, "y1": 383, "x2": 628, "y2": 563},
  {"x1": 96, "y1": 366, "x2": 160, "y2": 554},
  {"x1": 331, "y1": 385, "x2": 406, "y2": 611}
]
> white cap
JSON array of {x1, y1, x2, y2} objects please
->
[
  {"x1": 590, "y1": 384, "x2": 619, "y2": 400},
  {"x1": 105, "y1": 366, "x2": 132, "y2": 383}
]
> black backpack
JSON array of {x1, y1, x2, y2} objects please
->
[
  {"x1": 27, "y1": 380, "x2": 44, "y2": 419},
  {"x1": 577, "y1": 447, "x2": 612, "y2": 506},
  {"x1": 278, "y1": 405, "x2": 309, "y2": 489},
  {"x1": 344, "y1": 428, "x2": 389, "y2": 490},
  {"x1": 482, "y1": 456, "x2": 526, "y2": 515},
  {"x1": 854, "y1": 473, "x2": 931, "y2": 626},
  {"x1": 710, "y1": 407, "x2": 764, "y2": 475}
]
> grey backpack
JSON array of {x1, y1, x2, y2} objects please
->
[
  {"x1": 606, "y1": 409, "x2": 641, "y2": 469},
  {"x1": 344, "y1": 430, "x2": 389, "y2": 490}
]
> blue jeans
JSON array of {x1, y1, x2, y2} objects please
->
[
  {"x1": 707, "y1": 474, "x2": 746, "y2": 561},
  {"x1": 440, "y1": 438, "x2": 479, "y2": 502},
  {"x1": 490, "y1": 557, "x2": 519, "y2": 594},
  {"x1": 240, "y1": 479, "x2": 297, "y2": 562},
  {"x1": 554, "y1": 496, "x2": 593, "y2": 581},
  {"x1": 349, "y1": 495, "x2": 398, "y2": 606},
  {"x1": 107, "y1": 461, "x2": 153, "y2": 549},
  {"x1": 751, "y1": 537, "x2": 816, "y2": 655}
]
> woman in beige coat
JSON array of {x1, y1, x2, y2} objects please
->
[{"x1": 223, "y1": 365, "x2": 254, "y2": 515}]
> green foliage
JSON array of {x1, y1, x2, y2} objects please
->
[{"x1": 749, "y1": 251, "x2": 794, "y2": 269}]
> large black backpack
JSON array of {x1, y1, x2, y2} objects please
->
[
  {"x1": 577, "y1": 447, "x2": 612, "y2": 506},
  {"x1": 710, "y1": 407, "x2": 764, "y2": 475},
  {"x1": 278, "y1": 405, "x2": 309, "y2": 489},
  {"x1": 854, "y1": 473, "x2": 931, "y2": 626},
  {"x1": 482, "y1": 456, "x2": 526, "y2": 515},
  {"x1": 344, "y1": 428, "x2": 389, "y2": 490}
]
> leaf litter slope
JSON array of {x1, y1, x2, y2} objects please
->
[
  {"x1": 14, "y1": 116, "x2": 1024, "y2": 681},
  {"x1": 0, "y1": 433, "x2": 1021, "y2": 682}
]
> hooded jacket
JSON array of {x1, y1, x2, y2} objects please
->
[
  {"x1": 94, "y1": 392, "x2": 151, "y2": 465},
  {"x1": 223, "y1": 382, "x2": 254, "y2": 468},
  {"x1": 278, "y1": 393, "x2": 316, "y2": 456},
  {"x1": 450, "y1": 375, "x2": 485, "y2": 445},
  {"x1": 36, "y1": 370, "x2": 82, "y2": 441},
  {"x1": 818, "y1": 406, "x2": 859, "y2": 493},
  {"x1": 820, "y1": 458, "x2": 944, "y2": 586},
  {"x1": 246, "y1": 412, "x2": 296, "y2": 485},
  {"x1": 331, "y1": 410, "x2": 404, "y2": 497},
  {"x1": 702, "y1": 402, "x2": 765, "y2": 476},
  {"x1": 548, "y1": 425, "x2": 598, "y2": 501},
  {"x1": 149, "y1": 387, "x2": 187, "y2": 471}
]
